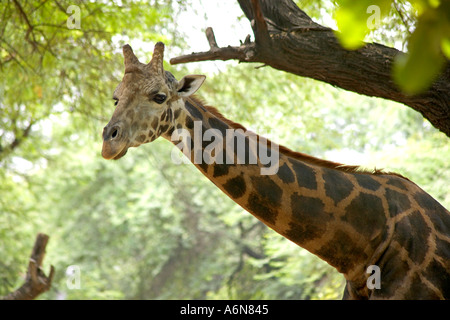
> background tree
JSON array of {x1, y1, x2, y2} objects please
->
[{"x1": 0, "y1": 0, "x2": 448, "y2": 299}]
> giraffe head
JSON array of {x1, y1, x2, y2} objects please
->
[{"x1": 102, "y1": 42, "x2": 205, "y2": 160}]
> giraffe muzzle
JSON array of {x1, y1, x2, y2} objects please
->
[{"x1": 102, "y1": 125, "x2": 129, "y2": 160}]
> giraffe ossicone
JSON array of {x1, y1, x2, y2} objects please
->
[{"x1": 102, "y1": 42, "x2": 450, "y2": 300}]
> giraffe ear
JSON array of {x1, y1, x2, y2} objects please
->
[{"x1": 177, "y1": 75, "x2": 206, "y2": 97}]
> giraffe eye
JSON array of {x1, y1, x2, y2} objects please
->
[
  {"x1": 113, "y1": 98, "x2": 118, "y2": 106},
  {"x1": 153, "y1": 93, "x2": 167, "y2": 104}
]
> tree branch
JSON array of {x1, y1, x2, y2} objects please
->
[
  {"x1": 0, "y1": 119, "x2": 34, "y2": 160},
  {"x1": 170, "y1": 28, "x2": 258, "y2": 65},
  {"x1": 249, "y1": 0, "x2": 270, "y2": 47},
  {"x1": 12, "y1": 0, "x2": 38, "y2": 50},
  {"x1": 170, "y1": 0, "x2": 450, "y2": 137},
  {"x1": 1, "y1": 233, "x2": 54, "y2": 300}
]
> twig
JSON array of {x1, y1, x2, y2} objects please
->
[
  {"x1": 12, "y1": 0, "x2": 38, "y2": 49},
  {"x1": 393, "y1": 0, "x2": 413, "y2": 35}
]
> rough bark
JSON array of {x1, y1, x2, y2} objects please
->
[
  {"x1": 170, "y1": 0, "x2": 450, "y2": 137},
  {"x1": 1, "y1": 233, "x2": 54, "y2": 300}
]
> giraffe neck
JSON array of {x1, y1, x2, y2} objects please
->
[{"x1": 161, "y1": 97, "x2": 389, "y2": 282}]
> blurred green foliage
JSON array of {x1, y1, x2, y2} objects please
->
[
  {"x1": 333, "y1": 0, "x2": 450, "y2": 94},
  {"x1": 1, "y1": 0, "x2": 448, "y2": 300}
]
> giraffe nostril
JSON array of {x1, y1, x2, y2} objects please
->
[{"x1": 111, "y1": 129, "x2": 118, "y2": 139}]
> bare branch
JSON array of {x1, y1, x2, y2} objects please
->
[
  {"x1": 205, "y1": 27, "x2": 218, "y2": 49},
  {"x1": 1, "y1": 233, "x2": 54, "y2": 300},
  {"x1": 170, "y1": 28, "x2": 258, "y2": 65},
  {"x1": 170, "y1": 46, "x2": 249, "y2": 65}
]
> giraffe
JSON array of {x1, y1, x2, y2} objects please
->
[{"x1": 101, "y1": 42, "x2": 450, "y2": 300}]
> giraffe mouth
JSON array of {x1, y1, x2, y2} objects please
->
[
  {"x1": 112, "y1": 147, "x2": 129, "y2": 160},
  {"x1": 101, "y1": 141, "x2": 129, "y2": 160}
]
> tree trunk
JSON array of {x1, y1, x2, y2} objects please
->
[{"x1": 171, "y1": 0, "x2": 450, "y2": 137}]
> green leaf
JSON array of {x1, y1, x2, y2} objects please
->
[
  {"x1": 442, "y1": 37, "x2": 450, "y2": 59},
  {"x1": 393, "y1": 7, "x2": 447, "y2": 94},
  {"x1": 334, "y1": 0, "x2": 392, "y2": 49}
]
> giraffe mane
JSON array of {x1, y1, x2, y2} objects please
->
[{"x1": 188, "y1": 96, "x2": 410, "y2": 181}]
